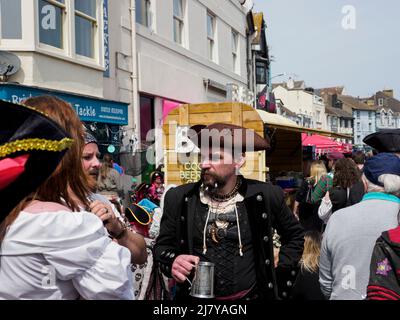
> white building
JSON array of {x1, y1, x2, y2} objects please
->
[
  {"x1": 0, "y1": 0, "x2": 252, "y2": 179},
  {"x1": 272, "y1": 81, "x2": 327, "y2": 130},
  {"x1": 338, "y1": 95, "x2": 376, "y2": 147},
  {"x1": 134, "y1": 0, "x2": 250, "y2": 168},
  {"x1": 0, "y1": 0, "x2": 130, "y2": 154}
]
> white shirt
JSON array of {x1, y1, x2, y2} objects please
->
[{"x1": 0, "y1": 209, "x2": 134, "y2": 300}]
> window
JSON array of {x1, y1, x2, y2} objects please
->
[
  {"x1": 38, "y1": 0, "x2": 66, "y2": 49},
  {"x1": 231, "y1": 29, "x2": 238, "y2": 72},
  {"x1": 75, "y1": 0, "x2": 97, "y2": 58},
  {"x1": 136, "y1": 0, "x2": 150, "y2": 27},
  {"x1": 173, "y1": 0, "x2": 184, "y2": 45},
  {"x1": 256, "y1": 61, "x2": 267, "y2": 84},
  {"x1": 0, "y1": 0, "x2": 22, "y2": 39},
  {"x1": 368, "y1": 111, "x2": 372, "y2": 119},
  {"x1": 378, "y1": 98, "x2": 384, "y2": 106},
  {"x1": 356, "y1": 110, "x2": 360, "y2": 118},
  {"x1": 37, "y1": 1, "x2": 101, "y2": 62},
  {"x1": 207, "y1": 12, "x2": 215, "y2": 61},
  {"x1": 357, "y1": 122, "x2": 360, "y2": 131}
]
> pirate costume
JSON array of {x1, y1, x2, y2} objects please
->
[
  {"x1": 0, "y1": 99, "x2": 134, "y2": 300},
  {"x1": 154, "y1": 123, "x2": 304, "y2": 301}
]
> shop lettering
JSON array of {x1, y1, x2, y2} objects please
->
[
  {"x1": 100, "y1": 107, "x2": 122, "y2": 114},
  {"x1": 180, "y1": 162, "x2": 201, "y2": 183},
  {"x1": 111, "y1": 108, "x2": 123, "y2": 115},
  {"x1": 76, "y1": 105, "x2": 96, "y2": 117},
  {"x1": 11, "y1": 94, "x2": 32, "y2": 104}
]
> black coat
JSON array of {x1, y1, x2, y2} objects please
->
[
  {"x1": 367, "y1": 226, "x2": 400, "y2": 300},
  {"x1": 295, "y1": 180, "x2": 322, "y2": 232},
  {"x1": 290, "y1": 267, "x2": 325, "y2": 300},
  {"x1": 154, "y1": 178, "x2": 305, "y2": 300}
]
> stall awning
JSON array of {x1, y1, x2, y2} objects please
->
[
  {"x1": 256, "y1": 109, "x2": 352, "y2": 140},
  {"x1": 302, "y1": 133, "x2": 352, "y2": 153}
]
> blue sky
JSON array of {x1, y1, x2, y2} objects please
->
[{"x1": 254, "y1": 0, "x2": 400, "y2": 99}]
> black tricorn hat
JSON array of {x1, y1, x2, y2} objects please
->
[
  {"x1": 0, "y1": 99, "x2": 73, "y2": 223},
  {"x1": 363, "y1": 129, "x2": 400, "y2": 153},
  {"x1": 125, "y1": 203, "x2": 152, "y2": 225},
  {"x1": 189, "y1": 123, "x2": 269, "y2": 152}
]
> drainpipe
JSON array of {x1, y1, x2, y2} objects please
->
[{"x1": 129, "y1": 0, "x2": 141, "y2": 181}]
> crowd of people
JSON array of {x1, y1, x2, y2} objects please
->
[{"x1": 1, "y1": 95, "x2": 400, "y2": 300}]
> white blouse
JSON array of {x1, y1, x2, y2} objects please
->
[{"x1": 0, "y1": 210, "x2": 134, "y2": 300}]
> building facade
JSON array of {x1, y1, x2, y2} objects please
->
[
  {"x1": 134, "y1": 0, "x2": 250, "y2": 170},
  {"x1": 0, "y1": 0, "x2": 129, "y2": 155},
  {"x1": 362, "y1": 90, "x2": 400, "y2": 131},
  {"x1": 272, "y1": 81, "x2": 327, "y2": 130},
  {"x1": 338, "y1": 95, "x2": 376, "y2": 147}
]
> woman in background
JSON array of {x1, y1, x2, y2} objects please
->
[
  {"x1": 318, "y1": 158, "x2": 364, "y2": 224},
  {"x1": 291, "y1": 231, "x2": 325, "y2": 300},
  {"x1": 294, "y1": 160, "x2": 327, "y2": 231}
]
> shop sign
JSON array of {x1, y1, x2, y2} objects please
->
[
  {"x1": 0, "y1": 84, "x2": 128, "y2": 125},
  {"x1": 179, "y1": 162, "x2": 201, "y2": 183},
  {"x1": 103, "y1": 0, "x2": 110, "y2": 77}
]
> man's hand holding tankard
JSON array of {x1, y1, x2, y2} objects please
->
[{"x1": 172, "y1": 255, "x2": 200, "y2": 283}]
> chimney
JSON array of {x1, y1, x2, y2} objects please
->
[{"x1": 383, "y1": 89, "x2": 394, "y2": 98}]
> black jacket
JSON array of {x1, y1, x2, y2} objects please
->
[
  {"x1": 367, "y1": 226, "x2": 400, "y2": 300},
  {"x1": 154, "y1": 178, "x2": 305, "y2": 300},
  {"x1": 290, "y1": 267, "x2": 325, "y2": 300}
]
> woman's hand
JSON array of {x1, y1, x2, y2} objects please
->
[{"x1": 89, "y1": 200, "x2": 124, "y2": 237}]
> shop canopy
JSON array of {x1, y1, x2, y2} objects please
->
[
  {"x1": 256, "y1": 109, "x2": 352, "y2": 140},
  {"x1": 302, "y1": 133, "x2": 352, "y2": 154}
]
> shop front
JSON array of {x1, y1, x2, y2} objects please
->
[{"x1": 0, "y1": 83, "x2": 128, "y2": 156}]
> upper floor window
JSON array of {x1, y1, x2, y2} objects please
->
[
  {"x1": 0, "y1": 0, "x2": 22, "y2": 39},
  {"x1": 136, "y1": 0, "x2": 150, "y2": 27},
  {"x1": 256, "y1": 61, "x2": 267, "y2": 84},
  {"x1": 75, "y1": 0, "x2": 97, "y2": 58},
  {"x1": 231, "y1": 29, "x2": 238, "y2": 73},
  {"x1": 173, "y1": 0, "x2": 184, "y2": 45},
  {"x1": 378, "y1": 98, "x2": 384, "y2": 106},
  {"x1": 37, "y1": 0, "x2": 101, "y2": 62},
  {"x1": 356, "y1": 110, "x2": 360, "y2": 118},
  {"x1": 207, "y1": 12, "x2": 215, "y2": 61},
  {"x1": 39, "y1": 0, "x2": 66, "y2": 49}
]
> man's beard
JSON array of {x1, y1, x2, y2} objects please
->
[{"x1": 200, "y1": 170, "x2": 226, "y2": 192}]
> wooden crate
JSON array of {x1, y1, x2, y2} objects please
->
[{"x1": 162, "y1": 102, "x2": 267, "y2": 186}]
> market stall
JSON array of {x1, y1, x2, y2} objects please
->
[
  {"x1": 302, "y1": 133, "x2": 352, "y2": 155},
  {"x1": 162, "y1": 102, "x2": 267, "y2": 186}
]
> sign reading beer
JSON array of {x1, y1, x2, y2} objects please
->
[{"x1": 179, "y1": 162, "x2": 201, "y2": 184}]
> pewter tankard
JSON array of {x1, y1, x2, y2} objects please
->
[{"x1": 188, "y1": 261, "x2": 215, "y2": 299}]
